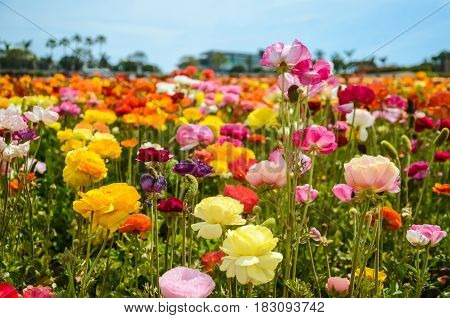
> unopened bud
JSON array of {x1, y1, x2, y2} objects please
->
[
  {"x1": 433, "y1": 128, "x2": 449, "y2": 147},
  {"x1": 381, "y1": 140, "x2": 398, "y2": 159},
  {"x1": 261, "y1": 217, "x2": 276, "y2": 229},
  {"x1": 252, "y1": 205, "x2": 262, "y2": 214},
  {"x1": 401, "y1": 135, "x2": 412, "y2": 152}
]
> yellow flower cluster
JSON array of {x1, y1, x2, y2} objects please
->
[
  {"x1": 220, "y1": 225, "x2": 283, "y2": 285},
  {"x1": 73, "y1": 183, "x2": 141, "y2": 232},
  {"x1": 84, "y1": 109, "x2": 117, "y2": 124},
  {"x1": 247, "y1": 106, "x2": 277, "y2": 130},
  {"x1": 88, "y1": 132, "x2": 122, "y2": 159}
]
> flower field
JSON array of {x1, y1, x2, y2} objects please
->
[{"x1": 0, "y1": 39, "x2": 449, "y2": 298}]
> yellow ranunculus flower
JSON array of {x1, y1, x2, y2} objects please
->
[
  {"x1": 247, "y1": 106, "x2": 277, "y2": 130},
  {"x1": 210, "y1": 160, "x2": 229, "y2": 176},
  {"x1": 220, "y1": 225, "x2": 283, "y2": 285},
  {"x1": 183, "y1": 107, "x2": 203, "y2": 122},
  {"x1": 73, "y1": 183, "x2": 140, "y2": 232},
  {"x1": 60, "y1": 139, "x2": 83, "y2": 153},
  {"x1": 72, "y1": 128, "x2": 93, "y2": 141},
  {"x1": 191, "y1": 196, "x2": 245, "y2": 239},
  {"x1": 199, "y1": 115, "x2": 224, "y2": 137},
  {"x1": 47, "y1": 122, "x2": 61, "y2": 131},
  {"x1": 88, "y1": 132, "x2": 122, "y2": 159},
  {"x1": 84, "y1": 109, "x2": 117, "y2": 124},
  {"x1": 355, "y1": 267, "x2": 387, "y2": 283},
  {"x1": 57, "y1": 128, "x2": 73, "y2": 141},
  {"x1": 63, "y1": 148, "x2": 107, "y2": 188}
]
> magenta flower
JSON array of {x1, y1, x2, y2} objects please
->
[
  {"x1": 176, "y1": 124, "x2": 215, "y2": 151},
  {"x1": 338, "y1": 85, "x2": 375, "y2": 105},
  {"x1": 384, "y1": 94, "x2": 407, "y2": 110},
  {"x1": 220, "y1": 124, "x2": 250, "y2": 141},
  {"x1": 259, "y1": 39, "x2": 311, "y2": 69},
  {"x1": 309, "y1": 227, "x2": 322, "y2": 242},
  {"x1": 159, "y1": 267, "x2": 215, "y2": 298},
  {"x1": 136, "y1": 147, "x2": 172, "y2": 163},
  {"x1": 293, "y1": 126, "x2": 337, "y2": 155},
  {"x1": 52, "y1": 102, "x2": 80, "y2": 117},
  {"x1": 435, "y1": 151, "x2": 450, "y2": 162},
  {"x1": 22, "y1": 285, "x2": 54, "y2": 298},
  {"x1": 334, "y1": 103, "x2": 354, "y2": 114},
  {"x1": 408, "y1": 224, "x2": 447, "y2": 247},
  {"x1": 59, "y1": 87, "x2": 78, "y2": 102},
  {"x1": 406, "y1": 161, "x2": 430, "y2": 180},
  {"x1": 291, "y1": 59, "x2": 332, "y2": 85},
  {"x1": 332, "y1": 184, "x2": 354, "y2": 202},
  {"x1": 295, "y1": 184, "x2": 318, "y2": 204}
]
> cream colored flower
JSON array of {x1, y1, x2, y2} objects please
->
[
  {"x1": 191, "y1": 196, "x2": 245, "y2": 239},
  {"x1": 220, "y1": 225, "x2": 283, "y2": 285}
]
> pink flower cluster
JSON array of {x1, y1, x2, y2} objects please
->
[
  {"x1": 176, "y1": 124, "x2": 215, "y2": 151},
  {"x1": 406, "y1": 224, "x2": 447, "y2": 247}
]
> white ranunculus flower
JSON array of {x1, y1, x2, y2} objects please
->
[
  {"x1": 24, "y1": 106, "x2": 59, "y2": 125},
  {"x1": 406, "y1": 230, "x2": 430, "y2": 247},
  {"x1": 346, "y1": 109, "x2": 375, "y2": 141},
  {"x1": 0, "y1": 106, "x2": 27, "y2": 132},
  {"x1": 156, "y1": 82, "x2": 176, "y2": 95},
  {"x1": 0, "y1": 141, "x2": 30, "y2": 162}
]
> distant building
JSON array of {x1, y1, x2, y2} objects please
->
[{"x1": 198, "y1": 50, "x2": 262, "y2": 73}]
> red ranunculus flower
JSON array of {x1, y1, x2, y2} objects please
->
[
  {"x1": 228, "y1": 158, "x2": 257, "y2": 182},
  {"x1": 223, "y1": 184, "x2": 259, "y2": 214},
  {"x1": 136, "y1": 147, "x2": 171, "y2": 163},
  {"x1": 414, "y1": 116, "x2": 434, "y2": 133},
  {"x1": 157, "y1": 197, "x2": 184, "y2": 213},
  {"x1": 0, "y1": 282, "x2": 20, "y2": 298},
  {"x1": 201, "y1": 251, "x2": 225, "y2": 273},
  {"x1": 338, "y1": 85, "x2": 375, "y2": 105},
  {"x1": 22, "y1": 285, "x2": 54, "y2": 298},
  {"x1": 434, "y1": 151, "x2": 450, "y2": 162}
]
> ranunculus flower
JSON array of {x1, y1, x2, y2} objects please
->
[
  {"x1": 384, "y1": 94, "x2": 407, "y2": 109},
  {"x1": 345, "y1": 109, "x2": 375, "y2": 141},
  {"x1": 220, "y1": 225, "x2": 283, "y2": 285},
  {"x1": 344, "y1": 155, "x2": 400, "y2": 193},
  {"x1": 24, "y1": 106, "x2": 59, "y2": 125},
  {"x1": 159, "y1": 267, "x2": 215, "y2": 298},
  {"x1": 140, "y1": 173, "x2": 166, "y2": 193},
  {"x1": 247, "y1": 106, "x2": 277, "y2": 130},
  {"x1": 295, "y1": 184, "x2": 318, "y2": 204},
  {"x1": 291, "y1": 59, "x2": 332, "y2": 85},
  {"x1": 157, "y1": 197, "x2": 184, "y2": 213},
  {"x1": 309, "y1": 228, "x2": 322, "y2": 242},
  {"x1": 326, "y1": 277, "x2": 350, "y2": 294},
  {"x1": 223, "y1": 184, "x2": 259, "y2": 214},
  {"x1": 408, "y1": 224, "x2": 447, "y2": 247},
  {"x1": 338, "y1": 85, "x2": 375, "y2": 105},
  {"x1": 433, "y1": 183, "x2": 450, "y2": 196},
  {"x1": 220, "y1": 124, "x2": 250, "y2": 141},
  {"x1": 202, "y1": 251, "x2": 225, "y2": 273},
  {"x1": 414, "y1": 116, "x2": 434, "y2": 133},
  {"x1": 246, "y1": 156, "x2": 286, "y2": 189},
  {"x1": 0, "y1": 105, "x2": 27, "y2": 132},
  {"x1": 0, "y1": 282, "x2": 20, "y2": 298},
  {"x1": 334, "y1": 102, "x2": 354, "y2": 114},
  {"x1": 173, "y1": 159, "x2": 214, "y2": 178},
  {"x1": 22, "y1": 285, "x2": 54, "y2": 298},
  {"x1": 119, "y1": 213, "x2": 152, "y2": 239},
  {"x1": 228, "y1": 158, "x2": 257, "y2": 182},
  {"x1": 406, "y1": 161, "x2": 430, "y2": 180},
  {"x1": 371, "y1": 206, "x2": 402, "y2": 231},
  {"x1": 293, "y1": 126, "x2": 337, "y2": 155},
  {"x1": 63, "y1": 148, "x2": 107, "y2": 188},
  {"x1": 277, "y1": 72, "x2": 300, "y2": 97},
  {"x1": 176, "y1": 124, "x2": 215, "y2": 150},
  {"x1": 136, "y1": 147, "x2": 171, "y2": 163},
  {"x1": 332, "y1": 184, "x2": 354, "y2": 202},
  {"x1": 192, "y1": 196, "x2": 245, "y2": 239},
  {"x1": 434, "y1": 151, "x2": 450, "y2": 162},
  {"x1": 259, "y1": 39, "x2": 311, "y2": 69}
]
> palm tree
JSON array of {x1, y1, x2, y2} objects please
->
[
  {"x1": 210, "y1": 52, "x2": 227, "y2": 72},
  {"x1": 20, "y1": 40, "x2": 32, "y2": 52},
  {"x1": 177, "y1": 55, "x2": 199, "y2": 68},
  {"x1": 46, "y1": 38, "x2": 57, "y2": 57},
  {"x1": 59, "y1": 37, "x2": 70, "y2": 57},
  {"x1": 95, "y1": 35, "x2": 106, "y2": 60}
]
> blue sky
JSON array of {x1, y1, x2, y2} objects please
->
[{"x1": 1, "y1": 0, "x2": 449, "y2": 71}]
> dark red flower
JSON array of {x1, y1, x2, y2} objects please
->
[
  {"x1": 228, "y1": 158, "x2": 257, "y2": 182},
  {"x1": 0, "y1": 282, "x2": 20, "y2": 298},
  {"x1": 136, "y1": 147, "x2": 171, "y2": 163},
  {"x1": 201, "y1": 251, "x2": 225, "y2": 272},
  {"x1": 224, "y1": 184, "x2": 259, "y2": 214},
  {"x1": 414, "y1": 116, "x2": 434, "y2": 133},
  {"x1": 435, "y1": 151, "x2": 450, "y2": 162},
  {"x1": 115, "y1": 105, "x2": 132, "y2": 116},
  {"x1": 157, "y1": 197, "x2": 184, "y2": 213}
]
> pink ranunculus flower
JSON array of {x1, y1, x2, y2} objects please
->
[
  {"x1": 405, "y1": 161, "x2": 430, "y2": 180},
  {"x1": 246, "y1": 150, "x2": 286, "y2": 188},
  {"x1": 220, "y1": 124, "x2": 250, "y2": 141},
  {"x1": 309, "y1": 227, "x2": 322, "y2": 242},
  {"x1": 176, "y1": 124, "x2": 215, "y2": 151},
  {"x1": 384, "y1": 94, "x2": 407, "y2": 110},
  {"x1": 269, "y1": 148, "x2": 311, "y2": 174},
  {"x1": 332, "y1": 184, "x2": 354, "y2": 202},
  {"x1": 53, "y1": 101, "x2": 81, "y2": 117},
  {"x1": 293, "y1": 126, "x2": 337, "y2": 155},
  {"x1": 344, "y1": 155, "x2": 400, "y2": 193},
  {"x1": 22, "y1": 285, "x2": 54, "y2": 298},
  {"x1": 338, "y1": 85, "x2": 375, "y2": 105},
  {"x1": 295, "y1": 184, "x2": 318, "y2": 204},
  {"x1": 326, "y1": 277, "x2": 350, "y2": 294},
  {"x1": 291, "y1": 59, "x2": 332, "y2": 85},
  {"x1": 409, "y1": 224, "x2": 447, "y2": 247},
  {"x1": 259, "y1": 39, "x2": 311, "y2": 69},
  {"x1": 334, "y1": 102, "x2": 354, "y2": 114},
  {"x1": 159, "y1": 267, "x2": 215, "y2": 298},
  {"x1": 277, "y1": 73, "x2": 300, "y2": 96},
  {"x1": 59, "y1": 87, "x2": 78, "y2": 102}
]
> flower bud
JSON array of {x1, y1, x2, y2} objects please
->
[
  {"x1": 381, "y1": 140, "x2": 398, "y2": 160},
  {"x1": 401, "y1": 135, "x2": 412, "y2": 152},
  {"x1": 140, "y1": 173, "x2": 155, "y2": 192},
  {"x1": 433, "y1": 128, "x2": 449, "y2": 147},
  {"x1": 261, "y1": 217, "x2": 276, "y2": 229},
  {"x1": 252, "y1": 205, "x2": 262, "y2": 214}
]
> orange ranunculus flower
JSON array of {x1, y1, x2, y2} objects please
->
[
  {"x1": 433, "y1": 183, "x2": 450, "y2": 196},
  {"x1": 248, "y1": 134, "x2": 266, "y2": 144},
  {"x1": 121, "y1": 139, "x2": 138, "y2": 148},
  {"x1": 119, "y1": 213, "x2": 152, "y2": 239},
  {"x1": 371, "y1": 206, "x2": 402, "y2": 231},
  {"x1": 9, "y1": 173, "x2": 36, "y2": 195}
]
